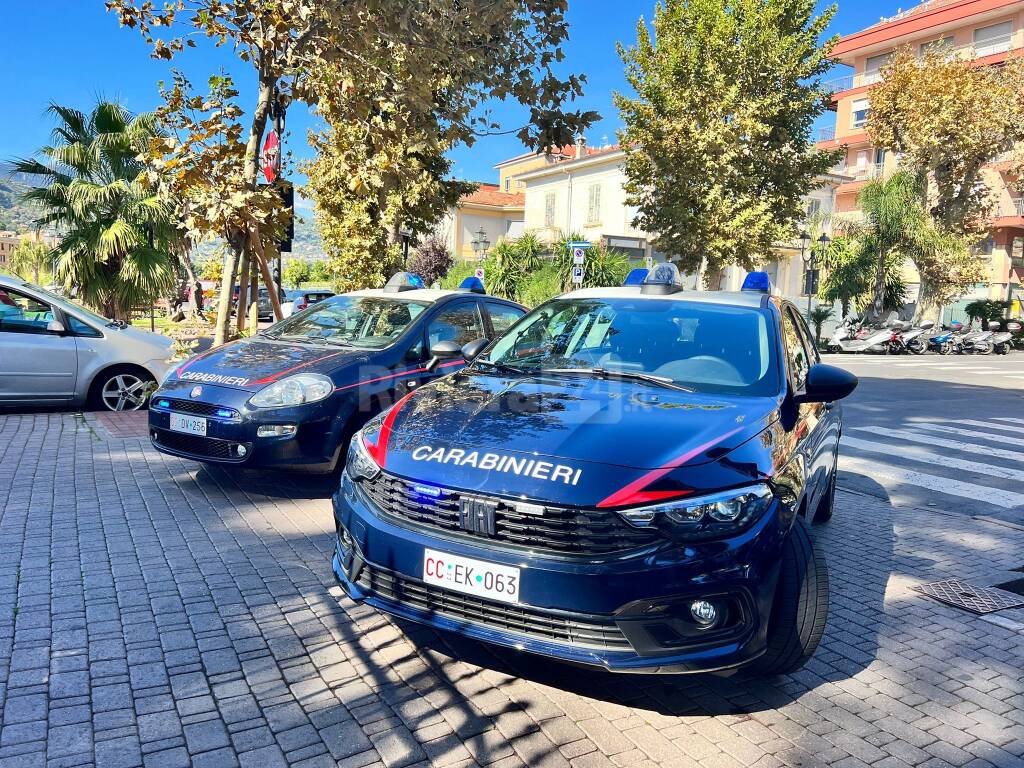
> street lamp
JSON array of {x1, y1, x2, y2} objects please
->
[
  {"x1": 470, "y1": 227, "x2": 490, "y2": 260},
  {"x1": 399, "y1": 227, "x2": 413, "y2": 268},
  {"x1": 798, "y1": 230, "x2": 815, "y2": 317}
]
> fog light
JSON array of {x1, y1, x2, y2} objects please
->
[
  {"x1": 257, "y1": 425, "x2": 297, "y2": 438},
  {"x1": 339, "y1": 527, "x2": 353, "y2": 552},
  {"x1": 690, "y1": 600, "x2": 718, "y2": 626},
  {"x1": 236, "y1": 445, "x2": 248, "y2": 457}
]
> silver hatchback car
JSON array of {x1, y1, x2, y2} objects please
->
[{"x1": 0, "y1": 274, "x2": 174, "y2": 411}]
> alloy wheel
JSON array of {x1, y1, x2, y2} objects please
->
[{"x1": 100, "y1": 374, "x2": 149, "y2": 412}]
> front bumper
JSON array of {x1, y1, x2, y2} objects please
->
[
  {"x1": 148, "y1": 382, "x2": 348, "y2": 471},
  {"x1": 332, "y1": 471, "x2": 791, "y2": 673}
]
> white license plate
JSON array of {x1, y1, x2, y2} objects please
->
[
  {"x1": 169, "y1": 413, "x2": 207, "y2": 436},
  {"x1": 423, "y1": 549, "x2": 521, "y2": 604}
]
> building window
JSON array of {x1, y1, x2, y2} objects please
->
[
  {"x1": 851, "y1": 98, "x2": 869, "y2": 130},
  {"x1": 974, "y1": 236, "x2": 996, "y2": 256},
  {"x1": 974, "y1": 21, "x2": 1013, "y2": 58},
  {"x1": 504, "y1": 178, "x2": 510, "y2": 192},
  {"x1": 586, "y1": 184, "x2": 602, "y2": 225},
  {"x1": 544, "y1": 192, "x2": 557, "y2": 227},
  {"x1": 920, "y1": 36, "x2": 954, "y2": 59},
  {"x1": 806, "y1": 199, "x2": 821, "y2": 218},
  {"x1": 863, "y1": 52, "x2": 891, "y2": 84}
]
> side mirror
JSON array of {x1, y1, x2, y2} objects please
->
[
  {"x1": 797, "y1": 363, "x2": 858, "y2": 404},
  {"x1": 988, "y1": 321, "x2": 1002, "y2": 331},
  {"x1": 46, "y1": 319, "x2": 66, "y2": 334},
  {"x1": 461, "y1": 338, "x2": 489, "y2": 362},
  {"x1": 425, "y1": 340, "x2": 462, "y2": 373}
]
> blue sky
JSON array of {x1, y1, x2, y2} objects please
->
[{"x1": 2, "y1": 1, "x2": 900, "y2": 188}]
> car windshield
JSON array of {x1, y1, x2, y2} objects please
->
[
  {"x1": 482, "y1": 297, "x2": 780, "y2": 396},
  {"x1": 265, "y1": 295, "x2": 428, "y2": 348}
]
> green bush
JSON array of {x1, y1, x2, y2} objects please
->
[
  {"x1": 440, "y1": 261, "x2": 477, "y2": 290},
  {"x1": 519, "y1": 264, "x2": 564, "y2": 307}
]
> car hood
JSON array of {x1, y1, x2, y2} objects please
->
[
  {"x1": 114, "y1": 324, "x2": 175, "y2": 350},
  {"x1": 173, "y1": 338, "x2": 366, "y2": 391},
  {"x1": 375, "y1": 371, "x2": 780, "y2": 506}
]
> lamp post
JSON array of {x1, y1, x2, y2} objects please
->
[
  {"x1": 399, "y1": 227, "x2": 413, "y2": 268},
  {"x1": 809, "y1": 233, "x2": 830, "y2": 317},
  {"x1": 470, "y1": 227, "x2": 490, "y2": 260},
  {"x1": 798, "y1": 230, "x2": 811, "y2": 315}
]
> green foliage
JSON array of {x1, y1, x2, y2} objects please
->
[
  {"x1": 408, "y1": 234, "x2": 454, "y2": 287},
  {"x1": 198, "y1": 256, "x2": 223, "y2": 282},
  {"x1": 483, "y1": 241, "x2": 523, "y2": 301},
  {"x1": 513, "y1": 232, "x2": 544, "y2": 272},
  {"x1": 282, "y1": 259, "x2": 311, "y2": 289},
  {"x1": 440, "y1": 261, "x2": 477, "y2": 291},
  {"x1": 9, "y1": 100, "x2": 181, "y2": 319},
  {"x1": 580, "y1": 243, "x2": 630, "y2": 289},
  {"x1": 518, "y1": 264, "x2": 563, "y2": 308},
  {"x1": 308, "y1": 260, "x2": 331, "y2": 285},
  {"x1": 964, "y1": 299, "x2": 1010, "y2": 326},
  {"x1": 806, "y1": 305, "x2": 834, "y2": 347},
  {"x1": 818, "y1": 235, "x2": 906, "y2": 317},
  {"x1": 8, "y1": 240, "x2": 52, "y2": 285},
  {"x1": 615, "y1": 0, "x2": 840, "y2": 275}
]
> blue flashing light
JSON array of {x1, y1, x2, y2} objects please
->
[
  {"x1": 156, "y1": 399, "x2": 170, "y2": 409},
  {"x1": 384, "y1": 271, "x2": 426, "y2": 292},
  {"x1": 623, "y1": 268, "x2": 648, "y2": 287},
  {"x1": 215, "y1": 408, "x2": 235, "y2": 420},
  {"x1": 741, "y1": 271, "x2": 772, "y2": 293},
  {"x1": 411, "y1": 484, "x2": 443, "y2": 503},
  {"x1": 459, "y1": 276, "x2": 486, "y2": 294}
]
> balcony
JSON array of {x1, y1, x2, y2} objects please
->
[
  {"x1": 998, "y1": 198, "x2": 1024, "y2": 218},
  {"x1": 823, "y1": 33, "x2": 1018, "y2": 94},
  {"x1": 836, "y1": 162, "x2": 889, "y2": 182},
  {"x1": 816, "y1": 127, "x2": 836, "y2": 143}
]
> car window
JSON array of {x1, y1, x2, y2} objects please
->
[
  {"x1": 484, "y1": 297, "x2": 779, "y2": 396},
  {"x1": 782, "y1": 307, "x2": 810, "y2": 391},
  {"x1": 485, "y1": 302, "x2": 526, "y2": 335},
  {"x1": 66, "y1": 315, "x2": 102, "y2": 338},
  {"x1": 792, "y1": 309, "x2": 819, "y2": 367},
  {"x1": 268, "y1": 295, "x2": 429, "y2": 349},
  {"x1": 428, "y1": 303, "x2": 485, "y2": 348},
  {"x1": 0, "y1": 288, "x2": 57, "y2": 335}
]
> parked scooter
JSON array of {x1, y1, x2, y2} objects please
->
[
  {"x1": 990, "y1": 321, "x2": 1021, "y2": 355},
  {"x1": 957, "y1": 326, "x2": 995, "y2": 355},
  {"x1": 927, "y1": 323, "x2": 961, "y2": 355},
  {"x1": 897, "y1": 321, "x2": 934, "y2": 355},
  {"x1": 829, "y1": 323, "x2": 898, "y2": 354}
]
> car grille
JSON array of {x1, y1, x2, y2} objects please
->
[
  {"x1": 156, "y1": 399, "x2": 240, "y2": 420},
  {"x1": 358, "y1": 472, "x2": 660, "y2": 556},
  {"x1": 153, "y1": 429, "x2": 247, "y2": 461},
  {"x1": 356, "y1": 563, "x2": 631, "y2": 650}
]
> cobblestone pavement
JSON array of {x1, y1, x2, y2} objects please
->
[{"x1": 1, "y1": 411, "x2": 1023, "y2": 768}]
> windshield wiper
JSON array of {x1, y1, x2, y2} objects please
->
[
  {"x1": 474, "y1": 359, "x2": 527, "y2": 375},
  {"x1": 257, "y1": 329, "x2": 281, "y2": 339},
  {"x1": 544, "y1": 367, "x2": 694, "y2": 392},
  {"x1": 322, "y1": 337, "x2": 353, "y2": 347}
]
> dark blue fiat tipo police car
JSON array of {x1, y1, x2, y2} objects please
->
[
  {"x1": 149, "y1": 274, "x2": 526, "y2": 472},
  {"x1": 332, "y1": 267, "x2": 857, "y2": 674}
]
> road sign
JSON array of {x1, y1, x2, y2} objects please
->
[
  {"x1": 261, "y1": 130, "x2": 281, "y2": 183},
  {"x1": 474, "y1": 268, "x2": 485, "y2": 280},
  {"x1": 571, "y1": 266, "x2": 584, "y2": 284},
  {"x1": 569, "y1": 241, "x2": 591, "y2": 265}
]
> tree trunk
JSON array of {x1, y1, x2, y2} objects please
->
[
  {"x1": 236, "y1": 249, "x2": 251, "y2": 335},
  {"x1": 870, "y1": 246, "x2": 887, "y2": 321},
  {"x1": 248, "y1": 254, "x2": 259, "y2": 335},
  {"x1": 914, "y1": 283, "x2": 942, "y2": 325},
  {"x1": 213, "y1": 76, "x2": 275, "y2": 347}
]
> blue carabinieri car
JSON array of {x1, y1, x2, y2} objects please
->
[
  {"x1": 148, "y1": 274, "x2": 526, "y2": 472},
  {"x1": 332, "y1": 266, "x2": 858, "y2": 675}
]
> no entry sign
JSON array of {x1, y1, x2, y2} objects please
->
[{"x1": 261, "y1": 130, "x2": 281, "y2": 184}]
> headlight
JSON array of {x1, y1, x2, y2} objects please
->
[
  {"x1": 346, "y1": 430, "x2": 381, "y2": 481},
  {"x1": 161, "y1": 360, "x2": 185, "y2": 385},
  {"x1": 617, "y1": 484, "x2": 773, "y2": 540},
  {"x1": 248, "y1": 374, "x2": 333, "y2": 408}
]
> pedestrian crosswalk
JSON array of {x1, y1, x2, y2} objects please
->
[{"x1": 839, "y1": 418, "x2": 1024, "y2": 511}]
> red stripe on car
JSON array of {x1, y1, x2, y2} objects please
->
[
  {"x1": 335, "y1": 360, "x2": 464, "y2": 392},
  {"x1": 248, "y1": 351, "x2": 349, "y2": 386},
  {"x1": 366, "y1": 390, "x2": 417, "y2": 466},
  {"x1": 596, "y1": 427, "x2": 745, "y2": 509}
]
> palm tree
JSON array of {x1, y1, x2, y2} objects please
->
[
  {"x1": 10, "y1": 101, "x2": 181, "y2": 321},
  {"x1": 8, "y1": 239, "x2": 52, "y2": 285},
  {"x1": 857, "y1": 171, "x2": 924, "y2": 320},
  {"x1": 513, "y1": 232, "x2": 544, "y2": 272},
  {"x1": 806, "y1": 305, "x2": 834, "y2": 348}
]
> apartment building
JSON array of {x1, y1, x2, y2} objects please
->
[{"x1": 817, "y1": 0, "x2": 1024, "y2": 315}]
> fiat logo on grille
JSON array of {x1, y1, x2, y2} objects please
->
[{"x1": 190, "y1": 386, "x2": 203, "y2": 398}]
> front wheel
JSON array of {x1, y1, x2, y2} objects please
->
[
  {"x1": 752, "y1": 516, "x2": 829, "y2": 676},
  {"x1": 938, "y1": 341, "x2": 952, "y2": 356},
  {"x1": 89, "y1": 368, "x2": 156, "y2": 412}
]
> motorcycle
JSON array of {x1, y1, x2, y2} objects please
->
[
  {"x1": 897, "y1": 321, "x2": 934, "y2": 355},
  {"x1": 990, "y1": 321, "x2": 1021, "y2": 355},
  {"x1": 829, "y1": 323, "x2": 898, "y2": 354},
  {"x1": 957, "y1": 326, "x2": 995, "y2": 355}
]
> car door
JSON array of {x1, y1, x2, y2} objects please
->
[
  {"x1": 0, "y1": 286, "x2": 79, "y2": 402},
  {"x1": 395, "y1": 300, "x2": 487, "y2": 396},
  {"x1": 781, "y1": 304, "x2": 831, "y2": 509},
  {"x1": 482, "y1": 300, "x2": 527, "y2": 339}
]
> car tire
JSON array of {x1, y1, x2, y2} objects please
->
[
  {"x1": 752, "y1": 516, "x2": 829, "y2": 676},
  {"x1": 88, "y1": 366, "x2": 156, "y2": 412}
]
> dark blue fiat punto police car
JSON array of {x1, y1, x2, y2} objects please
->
[
  {"x1": 149, "y1": 274, "x2": 526, "y2": 472},
  {"x1": 332, "y1": 267, "x2": 857, "y2": 675}
]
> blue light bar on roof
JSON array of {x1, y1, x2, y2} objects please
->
[
  {"x1": 641, "y1": 263, "x2": 684, "y2": 295},
  {"x1": 623, "y1": 268, "x2": 648, "y2": 287},
  {"x1": 459, "y1": 276, "x2": 486, "y2": 294},
  {"x1": 384, "y1": 272, "x2": 425, "y2": 293},
  {"x1": 741, "y1": 271, "x2": 772, "y2": 293}
]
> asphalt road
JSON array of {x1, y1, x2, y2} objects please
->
[{"x1": 822, "y1": 351, "x2": 1024, "y2": 527}]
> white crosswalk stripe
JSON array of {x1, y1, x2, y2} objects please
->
[
  {"x1": 912, "y1": 423, "x2": 1024, "y2": 448},
  {"x1": 842, "y1": 421, "x2": 1024, "y2": 510}
]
